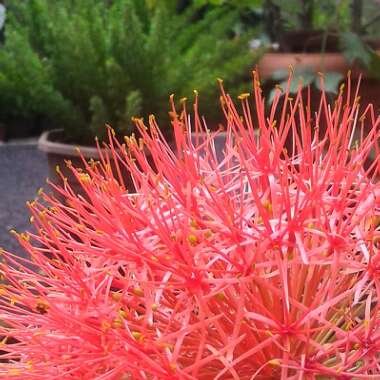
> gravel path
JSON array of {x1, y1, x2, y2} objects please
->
[{"x1": 0, "y1": 144, "x2": 48, "y2": 258}]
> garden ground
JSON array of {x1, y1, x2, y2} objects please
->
[{"x1": 0, "y1": 142, "x2": 47, "y2": 258}]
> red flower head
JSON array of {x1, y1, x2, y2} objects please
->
[{"x1": 0, "y1": 72, "x2": 380, "y2": 379}]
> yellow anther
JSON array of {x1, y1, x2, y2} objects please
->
[
  {"x1": 190, "y1": 219, "x2": 198, "y2": 228},
  {"x1": 238, "y1": 92, "x2": 250, "y2": 100},
  {"x1": 187, "y1": 234, "x2": 198, "y2": 246},
  {"x1": 131, "y1": 331, "x2": 143, "y2": 341},
  {"x1": 151, "y1": 303, "x2": 158, "y2": 311},
  {"x1": 118, "y1": 309, "x2": 128, "y2": 319},
  {"x1": 20, "y1": 233, "x2": 30, "y2": 242},
  {"x1": 263, "y1": 200, "x2": 272, "y2": 213},
  {"x1": 215, "y1": 292, "x2": 226, "y2": 301},
  {"x1": 371, "y1": 216, "x2": 380, "y2": 227},
  {"x1": 101, "y1": 320, "x2": 111, "y2": 331},
  {"x1": 133, "y1": 287, "x2": 144, "y2": 297},
  {"x1": 10, "y1": 296, "x2": 18, "y2": 306},
  {"x1": 8, "y1": 368, "x2": 21, "y2": 376},
  {"x1": 36, "y1": 298, "x2": 49, "y2": 314},
  {"x1": 78, "y1": 173, "x2": 91, "y2": 183},
  {"x1": 287, "y1": 250, "x2": 294, "y2": 260},
  {"x1": 111, "y1": 292, "x2": 122, "y2": 302},
  {"x1": 275, "y1": 84, "x2": 283, "y2": 92},
  {"x1": 0, "y1": 336, "x2": 8, "y2": 346},
  {"x1": 112, "y1": 318, "x2": 124, "y2": 329},
  {"x1": 169, "y1": 363, "x2": 177, "y2": 372},
  {"x1": 204, "y1": 230, "x2": 213, "y2": 239},
  {"x1": 268, "y1": 359, "x2": 281, "y2": 366}
]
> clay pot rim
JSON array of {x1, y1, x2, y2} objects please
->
[
  {"x1": 38, "y1": 129, "x2": 225, "y2": 161},
  {"x1": 38, "y1": 129, "x2": 104, "y2": 159}
]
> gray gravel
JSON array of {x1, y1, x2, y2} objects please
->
[{"x1": 0, "y1": 144, "x2": 48, "y2": 258}]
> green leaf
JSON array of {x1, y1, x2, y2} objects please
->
[
  {"x1": 271, "y1": 68, "x2": 289, "y2": 81},
  {"x1": 339, "y1": 32, "x2": 371, "y2": 67},
  {"x1": 282, "y1": 71, "x2": 315, "y2": 94},
  {"x1": 89, "y1": 95, "x2": 109, "y2": 140},
  {"x1": 267, "y1": 88, "x2": 278, "y2": 105},
  {"x1": 267, "y1": 70, "x2": 316, "y2": 105},
  {"x1": 118, "y1": 90, "x2": 142, "y2": 135},
  {"x1": 314, "y1": 72, "x2": 343, "y2": 94},
  {"x1": 367, "y1": 50, "x2": 380, "y2": 80}
]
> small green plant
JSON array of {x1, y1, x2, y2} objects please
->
[{"x1": 0, "y1": 0, "x2": 259, "y2": 143}]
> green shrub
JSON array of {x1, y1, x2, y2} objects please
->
[{"x1": 0, "y1": 0, "x2": 260, "y2": 143}]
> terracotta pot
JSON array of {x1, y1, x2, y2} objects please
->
[
  {"x1": 38, "y1": 129, "x2": 233, "y2": 197},
  {"x1": 258, "y1": 51, "x2": 380, "y2": 110},
  {"x1": 258, "y1": 52, "x2": 352, "y2": 79}
]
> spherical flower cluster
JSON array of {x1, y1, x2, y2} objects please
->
[{"x1": 0, "y1": 72, "x2": 379, "y2": 379}]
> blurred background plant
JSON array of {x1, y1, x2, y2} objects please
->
[
  {"x1": 0, "y1": 0, "x2": 260, "y2": 143},
  {"x1": 0, "y1": 0, "x2": 379, "y2": 143},
  {"x1": 196, "y1": 0, "x2": 380, "y2": 97}
]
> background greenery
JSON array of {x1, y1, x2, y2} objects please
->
[
  {"x1": 0, "y1": 0, "x2": 259, "y2": 143},
  {"x1": 196, "y1": 0, "x2": 380, "y2": 95},
  {"x1": 1, "y1": 0, "x2": 379, "y2": 142}
]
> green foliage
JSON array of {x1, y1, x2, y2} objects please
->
[
  {"x1": 0, "y1": 28, "x2": 73, "y2": 126},
  {"x1": 194, "y1": 0, "x2": 261, "y2": 8},
  {"x1": 340, "y1": 31, "x2": 372, "y2": 66},
  {"x1": 0, "y1": 0, "x2": 257, "y2": 143},
  {"x1": 269, "y1": 0, "x2": 351, "y2": 31}
]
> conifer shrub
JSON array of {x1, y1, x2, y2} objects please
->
[{"x1": 0, "y1": 0, "x2": 257, "y2": 143}]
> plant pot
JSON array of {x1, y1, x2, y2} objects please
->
[
  {"x1": 258, "y1": 50, "x2": 380, "y2": 140},
  {"x1": 38, "y1": 129, "x2": 231, "y2": 198},
  {"x1": 38, "y1": 129, "x2": 140, "y2": 196},
  {"x1": 258, "y1": 51, "x2": 380, "y2": 110},
  {"x1": 258, "y1": 52, "x2": 352, "y2": 79}
]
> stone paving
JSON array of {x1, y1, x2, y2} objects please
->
[{"x1": 0, "y1": 144, "x2": 48, "y2": 258}]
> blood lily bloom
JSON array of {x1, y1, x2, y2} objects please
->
[{"x1": 0, "y1": 72, "x2": 380, "y2": 379}]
